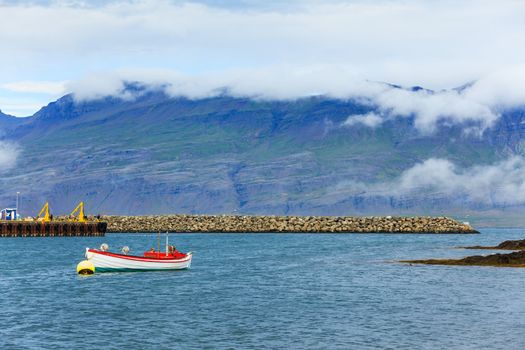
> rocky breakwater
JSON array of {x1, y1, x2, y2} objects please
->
[{"x1": 103, "y1": 215, "x2": 478, "y2": 234}]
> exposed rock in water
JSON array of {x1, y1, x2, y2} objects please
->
[
  {"x1": 402, "y1": 250, "x2": 525, "y2": 267},
  {"x1": 464, "y1": 239, "x2": 525, "y2": 250},
  {"x1": 100, "y1": 215, "x2": 478, "y2": 233}
]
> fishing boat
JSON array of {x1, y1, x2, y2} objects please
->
[{"x1": 77, "y1": 237, "x2": 192, "y2": 274}]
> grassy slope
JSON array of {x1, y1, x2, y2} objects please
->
[{"x1": 1, "y1": 94, "x2": 520, "y2": 219}]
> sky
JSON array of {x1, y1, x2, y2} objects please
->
[
  {"x1": 0, "y1": 0, "x2": 524, "y2": 117},
  {"x1": 1, "y1": 0, "x2": 525, "y2": 203}
]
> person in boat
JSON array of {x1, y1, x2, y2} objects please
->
[
  {"x1": 149, "y1": 247, "x2": 155, "y2": 252},
  {"x1": 168, "y1": 245, "x2": 176, "y2": 254}
]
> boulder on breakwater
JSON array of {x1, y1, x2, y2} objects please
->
[
  {"x1": 402, "y1": 250, "x2": 525, "y2": 268},
  {"x1": 101, "y1": 215, "x2": 478, "y2": 234}
]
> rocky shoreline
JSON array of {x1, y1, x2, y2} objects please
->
[
  {"x1": 463, "y1": 239, "x2": 525, "y2": 250},
  {"x1": 101, "y1": 215, "x2": 478, "y2": 233},
  {"x1": 402, "y1": 238, "x2": 525, "y2": 267},
  {"x1": 402, "y1": 251, "x2": 525, "y2": 268}
]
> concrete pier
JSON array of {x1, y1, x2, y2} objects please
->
[{"x1": 0, "y1": 221, "x2": 107, "y2": 237}]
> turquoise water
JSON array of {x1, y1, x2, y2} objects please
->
[{"x1": 1, "y1": 229, "x2": 525, "y2": 349}]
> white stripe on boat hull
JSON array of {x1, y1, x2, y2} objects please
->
[{"x1": 87, "y1": 251, "x2": 192, "y2": 272}]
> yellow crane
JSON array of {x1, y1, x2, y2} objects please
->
[
  {"x1": 69, "y1": 202, "x2": 86, "y2": 222},
  {"x1": 36, "y1": 202, "x2": 51, "y2": 222}
]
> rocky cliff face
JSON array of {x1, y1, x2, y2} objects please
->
[{"x1": 0, "y1": 89, "x2": 524, "y2": 218}]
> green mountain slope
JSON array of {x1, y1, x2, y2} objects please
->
[{"x1": 0, "y1": 91, "x2": 523, "y2": 222}]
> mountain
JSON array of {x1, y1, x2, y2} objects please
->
[
  {"x1": 0, "y1": 110, "x2": 27, "y2": 135},
  {"x1": 1, "y1": 87, "x2": 525, "y2": 224}
]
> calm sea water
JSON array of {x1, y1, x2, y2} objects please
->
[{"x1": 1, "y1": 229, "x2": 525, "y2": 349}]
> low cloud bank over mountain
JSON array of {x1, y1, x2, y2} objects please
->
[
  {"x1": 0, "y1": 141, "x2": 19, "y2": 170},
  {"x1": 335, "y1": 157, "x2": 525, "y2": 207},
  {"x1": 65, "y1": 65, "x2": 525, "y2": 132}
]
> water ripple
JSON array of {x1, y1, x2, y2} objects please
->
[{"x1": 1, "y1": 230, "x2": 525, "y2": 349}]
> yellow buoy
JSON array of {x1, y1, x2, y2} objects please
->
[{"x1": 77, "y1": 260, "x2": 95, "y2": 275}]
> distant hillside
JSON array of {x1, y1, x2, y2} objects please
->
[
  {"x1": 1, "y1": 87, "x2": 524, "y2": 225},
  {"x1": 0, "y1": 110, "x2": 27, "y2": 134}
]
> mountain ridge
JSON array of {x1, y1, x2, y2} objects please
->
[
  {"x1": 0, "y1": 109, "x2": 27, "y2": 133},
  {"x1": 1, "y1": 85, "x2": 525, "y2": 224}
]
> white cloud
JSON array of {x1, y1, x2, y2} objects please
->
[
  {"x1": 0, "y1": 100, "x2": 46, "y2": 118},
  {"x1": 0, "y1": 1, "x2": 524, "y2": 122},
  {"x1": 396, "y1": 157, "x2": 525, "y2": 205},
  {"x1": 464, "y1": 64, "x2": 525, "y2": 110},
  {"x1": 0, "y1": 142, "x2": 19, "y2": 170},
  {"x1": 5, "y1": 65, "x2": 512, "y2": 130},
  {"x1": 0, "y1": 0, "x2": 524, "y2": 89},
  {"x1": 64, "y1": 65, "x2": 519, "y2": 132},
  {"x1": 66, "y1": 72, "x2": 138, "y2": 101},
  {"x1": 0, "y1": 95, "x2": 53, "y2": 117},
  {"x1": 0, "y1": 80, "x2": 67, "y2": 116},
  {"x1": 66, "y1": 65, "x2": 379, "y2": 100},
  {"x1": 343, "y1": 112, "x2": 383, "y2": 128},
  {"x1": 1, "y1": 81, "x2": 66, "y2": 95},
  {"x1": 371, "y1": 87, "x2": 498, "y2": 133},
  {"x1": 335, "y1": 157, "x2": 525, "y2": 206}
]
